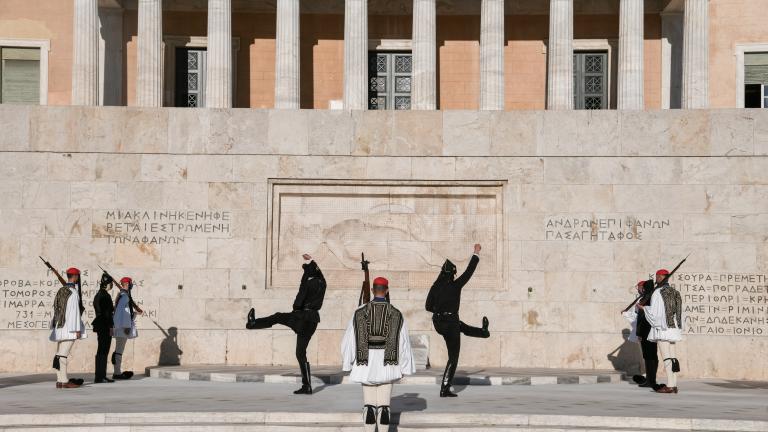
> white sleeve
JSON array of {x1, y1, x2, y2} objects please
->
[
  {"x1": 398, "y1": 320, "x2": 416, "y2": 376},
  {"x1": 644, "y1": 290, "x2": 667, "y2": 330},
  {"x1": 340, "y1": 316, "x2": 356, "y2": 371},
  {"x1": 65, "y1": 292, "x2": 82, "y2": 333},
  {"x1": 113, "y1": 294, "x2": 129, "y2": 330}
]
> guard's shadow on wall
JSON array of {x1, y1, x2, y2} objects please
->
[
  {"x1": 154, "y1": 323, "x2": 183, "y2": 366},
  {"x1": 606, "y1": 328, "x2": 643, "y2": 375}
]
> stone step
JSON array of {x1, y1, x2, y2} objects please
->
[
  {"x1": 0, "y1": 412, "x2": 764, "y2": 432},
  {"x1": 145, "y1": 365, "x2": 625, "y2": 386}
]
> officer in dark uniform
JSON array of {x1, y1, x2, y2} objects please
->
[
  {"x1": 92, "y1": 272, "x2": 115, "y2": 383},
  {"x1": 425, "y1": 244, "x2": 490, "y2": 397},
  {"x1": 246, "y1": 254, "x2": 326, "y2": 395},
  {"x1": 635, "y1": 279, "x2": 659, "y2": 388}
]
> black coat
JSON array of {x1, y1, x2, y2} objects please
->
[
  {"x1": 91, "y1": 289, "x2": 114, "y2": 332},
  {"x1": 292, "y1": 260, "x2": 326, "y2": 323},
  {"x1": 425, "y1": 255, "x2": 479, "y2": 314}
]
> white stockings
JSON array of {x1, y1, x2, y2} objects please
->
[{"x1": 362, "y1": 383, "x2": 393, "y2": 431}]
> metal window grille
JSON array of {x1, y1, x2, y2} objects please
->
[
  {"x1": 368, "y1": 52, "x2": 412, "y2": 110},
  {"x1": 175, "y1": 48, "x2": 207, "y2": 108},
  {"x1": 573, "y1": 51, "x2": 608, "y2": 110}
]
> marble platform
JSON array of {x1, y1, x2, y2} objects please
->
[{"x1": 144, "y1": 365, "x2": 625, "y2": 385}]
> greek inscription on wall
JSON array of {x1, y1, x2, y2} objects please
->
[
  {"x1": 673, "y1": 273, "x2": 768, "y2": 337},
  {"x1": 545, "y1": 216, "x2": 672, "y2": 241},
  {"x1": 0, "y1": 270, "x2": 157, "y2": 330},
  {"x1": 92, "y1": 209, "x2": 232, "y2": 244}
]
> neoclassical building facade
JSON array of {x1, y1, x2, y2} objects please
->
[{"x1": 0, "y1": 0, "x2": 766, "y2": 111}]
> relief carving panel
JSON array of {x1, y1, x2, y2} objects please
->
[{"x1": 267, "y1": 180, "x2": 505, "y2": 291}]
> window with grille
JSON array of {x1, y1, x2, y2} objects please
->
[
  {"x1": 368, "y1": 52, "x2": 412, "y2": 110},
  {"x1": 175, "y1": 48, "x2": 207, "y2": 108},
  {"x1": 0, "y1": 47, "x2": 41, "y2": 104},
  {"x1": 745, "y1": 52, "x2": 768, "y2": 108},
  {"x1": 573, "y1": 51, "x2": 608, "y2": 110}
]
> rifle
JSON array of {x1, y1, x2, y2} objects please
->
[
  {"x1": 99, "y1": 265, "x2": 144, "y2": 315},
  {"x1": 39, "y1": 256, "x2": 66, "y2": 286},
  {"x1": 358, "y1": 253, "x2": 371, "y2": 306},
  {"x1": 622, "y1": 253, "x2": 690, "y2": 313},
  {"x1": 41, "y1": 256, "x2": 84, "y2": 315}
]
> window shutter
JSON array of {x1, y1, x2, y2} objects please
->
[
  {"x1": 745, "y1": 52, "x2": 768, "y2": 85},
  {"x1": 1, "y1": 48, "x2": 41, "y2": 104}
]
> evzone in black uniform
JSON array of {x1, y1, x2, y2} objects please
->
[
  {"x1": 634, "y1": 279, "x2": 659, "y2": 388},
  {"x1": 92, "y1": 272, "x2": 115, "y2": 383},
  {"x1": 425, "y1": 243, "x2": 490, "y2": 397},
  {"x1": 246, "y1": 254, "x2": 327, "y2": 395}
]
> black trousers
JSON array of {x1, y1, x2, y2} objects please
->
[
  {"x1": 94, "y1": 328, "x2": 112, "y2": 380},
  {"x1": 640, "y1": 338, "x2": 658, "y2": 385},
  {"x1": 433, "y1": 315, "x2": 487, "y2": 382},
  {"x1": 250, "y1": 312, "x2": 318, "y2": 365}
]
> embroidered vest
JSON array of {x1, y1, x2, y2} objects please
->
[
  {"x1": 660, "y1": 285, "x2": 682, "y2": 329},
  {"x1": 353, "y1": 302, "x2": 403, "y2": 366},
  {"x1": 52, "y1": 286, "x2": 73, "y2": 329}
]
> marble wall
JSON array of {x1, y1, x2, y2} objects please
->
[{"x1": 1, "y1": 106, "x2": 767, "y2": 379}]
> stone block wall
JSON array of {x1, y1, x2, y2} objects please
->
[{"x1": 1, "y1": 106, "x2": 767, "y2": 379}]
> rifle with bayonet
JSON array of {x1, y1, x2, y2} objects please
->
[
  {"x1": 39, "y1": 256, "x2": 66, "y2": 286},
  {"x1": 40, "y1": 256, "x2": 84, "y2": 315},
  {"x1": 622, "y1": 253, "x2": 690, "y2": 313},
  {"x1": 99, "y1": 265, "x2": 144, "y2": 315},
  {"x1": 358, "y1": 253, "x2": 371, "y2": 306}
]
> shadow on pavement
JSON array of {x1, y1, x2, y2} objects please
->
[
  {"x1": 704, "y1": 380, "x2": 768, "y2": 390},
  {"x1": 0, "y1": 374, "x2": 57, "y2": 389},
  {"x1": 388, "y1": 392, "x2": 428, "y2": 431}
]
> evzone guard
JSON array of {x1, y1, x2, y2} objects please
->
[
  {"x1": 112, "y1": 276, "x2": 143, "y2": 380},
  {"x1": 425, "y1": 244, "x2": 490, "y2": 397},
  {"x1": 41, "y1": 257, "x2": 87, "y2": 389},
  {"x1": 246, "y1": 254, "x2": 327, "y2": 395},
  {"x1": 638, "y1": 269, "x2": 684, "y2": 394},
  {"x1": 93, "y1": 272, "x2": 115, "y2": 383},
  {"x1": 341, "y1": 276, "x2": 415, "y2": 432}
]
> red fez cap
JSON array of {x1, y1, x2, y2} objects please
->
[
  {"x1": 656, "y1": 269, "x2": 670, "y2": 276},
  {"x1": 637, "y1": 280, "x2": 646, "y2": 287},
  {"x1": 66, "y1": 267, "x2": 80, "y2": 275},
  {"x1": 120, "y1": 277, "x2": 133, "y2": 284},
  {"x1": 373, "y1": 277, "x2": 389, "y2": 287}
]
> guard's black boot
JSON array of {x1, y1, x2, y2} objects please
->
[
  {"x1": 246, "y1": 308, "x2": 257, "y2": 329},
  {"x1": 482, "y1": 316, "x2": 490, "y2": 337},
  {"x1": 440, "y1": 362, "x2": 458, "y2": 397},
  {"x1": 293, "y1": 362, "x2": 313, "y2": 395}
]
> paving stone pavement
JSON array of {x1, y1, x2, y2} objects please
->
[
  {"x1": 0, "y1": 374, "x2": 766, "y2": 426},
  {"x1": 145, "y1": 365, "x2": 624, "y2": 385}
]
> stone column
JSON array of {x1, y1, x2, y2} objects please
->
[
  {"x1": 275, "y1": 0, "x2": 300, "y2": 109},
  {"x1": 72, "y1": 0, "x2": 99, "y2": 106},
  {"x1": 343, "y1": 0, "x2": 368, "y2": 110},
  {"x1": 480, "y1": 0, "x2": 505, "y2": 111},
  {"x1": 206, "y1": 0, "x2": 233, "y2": 108},
  {"x1": 136, "y1": 0, "x2": 163, "y2": 107},
  {"x1": 681, "y1": 0, "x2": 709, "y2": 109},
  {"x1": 661, "y1": 12, "x2": 683, "y2": 109},
  {"x1": 546, "y1": 0, "x2": 573, "y2": 110},
  {"x1": 617, "y1": 0, "x2": 644, "y2": 110},
  {"x1": 412, "y1": 0, "x2": 436, "y2": 110},
  {"x1": 99, "y1": 7, "x2": 124, "y2": 106}
]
